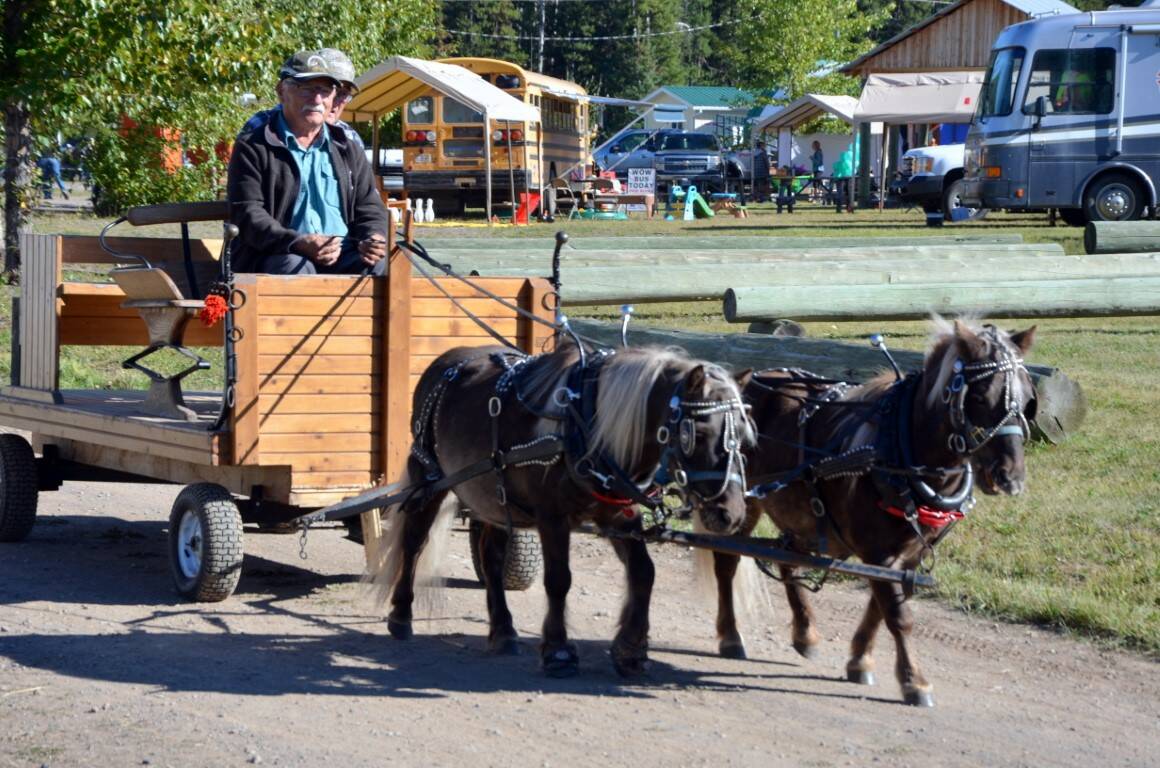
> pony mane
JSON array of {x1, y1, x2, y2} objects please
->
[{"x1": 587, "y1": 347, "x2": 754, "y2": 468}]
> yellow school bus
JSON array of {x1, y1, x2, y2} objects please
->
[{"x1": 402, "y1": 58, "x2": 590, "y2": 213}]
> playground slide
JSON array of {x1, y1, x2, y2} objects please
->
[{"x1": 690, "y1": 192, "x2": 714, "y2": 219}]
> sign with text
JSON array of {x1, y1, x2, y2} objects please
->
[{"x1": 626, "y1": 168, "x2": 655, "y2": 212}]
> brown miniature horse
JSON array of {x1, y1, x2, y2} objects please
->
[
  {"x1": 712, "y1": 319, "x2": 1036, "y2": 706},
  {"x1": 369, "y1": 343, "x2": 754, "y2": 678}
]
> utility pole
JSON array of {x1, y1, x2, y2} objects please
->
[{"x1": 537, "y1": 0, "x2": 546, "y2": 72}]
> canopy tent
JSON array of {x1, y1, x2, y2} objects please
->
[
  {"x1": 751, "y1": 94, "x2": 879, "y2": 172},
  {"x1": 342, "y1": 56, "x2": 541, "y2": 224},
  {"x1": 853, "y1": 71, "x2": 984, "y2": 124},
  {"x1": 853, "y1": 71, "x2": 984, "y2": 209},
  {"x1": 344, "y1": 55, "x2": 539, "y2": 123}
]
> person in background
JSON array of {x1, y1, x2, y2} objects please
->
[
  {"x1": 37, "y1": 153, "x2": 69, "y2": 200},
  {"x1": 775, "y1": 165, "x2": 795, "y2": 214},
  {"x1": 228, "y1": 49, "x2": 388, "y2": 275},
  {"x1": 809, "y1": 140, "x2": 824, "y2": 201},
  {"x1": 240, "y1": 47, "x2": 364, "y2": 150},
  {"x1": 752, "y1": 140, "x2": 771, "y2": 203}
]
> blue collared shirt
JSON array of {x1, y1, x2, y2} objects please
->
[
  {"x1": 274, "y1": 111, "x2": 347, "y2": 238},
  {"x1": 242, "y1": 105, "x2": 364, "y2": 149}
]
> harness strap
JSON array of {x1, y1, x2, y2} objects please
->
[{"x1": 294, "y1": 436, "x2": 565, "y2": 527}]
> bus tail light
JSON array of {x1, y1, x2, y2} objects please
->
[
  {"x1": 490, "y1": 129, "x2": 527, "y2": 143},
  {"x1": 405, "y1": 130, "x2": 436, "y2": 145}
]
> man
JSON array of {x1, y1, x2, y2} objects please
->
[
  {"x1": 38, "y1": 153, "x2": 69, "y2": 200},
  {"x1": 240, "y1": 48, "x2": 364, "y2": 149},
  {"x1": 752, "y1": 140, "x2": 770, "y2": 203},
  {"x1": 228, "y1": 49, "x2": 388, "y2": 275}
]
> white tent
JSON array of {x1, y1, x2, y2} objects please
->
[
  {"x1": 853, "y1": 71, "x2": 984, "y2": 124},
  {"x1": 752, "y1": 94, "x2": 881, "y2": 173},
  {"x1": 853, "y1": 71, "x2": 984, "y2": 207},
  {"x1": 343, "y1": 56, "x2": 541, "y2": 223}
]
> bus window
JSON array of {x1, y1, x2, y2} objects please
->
[
  {"x1": 495, "y1": 74, "x2": 521, "y2": 90},
  {"x1": 406, "y1": 96, "x2": 434, "y2": 124},
  {"x1": 1023, "y1": 48, "x2": 1115, "y2": 115},
  {"x1": 444, "y1": 97, "x2": 484, "y2": 124},
  {"x1": 979, "y1": 47, "x2": 1024, "y2": 118}
]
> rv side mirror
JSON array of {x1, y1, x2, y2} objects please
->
[{"x1": 1034, "y1": 95, "x2": 1049, "y2": 119}]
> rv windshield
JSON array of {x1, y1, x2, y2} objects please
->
[{"x1": 978, "y1": 47, "x2": 1025, "y2": 119}]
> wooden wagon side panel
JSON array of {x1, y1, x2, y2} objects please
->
[{"x1": 237, "y1": 275, "x2": 384, "y2": 499}]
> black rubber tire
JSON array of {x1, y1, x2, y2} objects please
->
[
  {"x1": 1084, "y1": 173, "x2": 1145, "y2": 222},
  {"x1": 468, "y1": 519, "x2": 542, "y2": 592},
  {"x1": 942, "y1": 177, "x2": 987, "y2": 222},
  {"x1": 0, "y1": 434, "x2": 38, "y2": 542},
  {"x1": 1058, "y1": 207, "x2": 1087, "y2": 227},
  {"x1": 168, "y1": 483, "x2": 244, "y2": 602}
]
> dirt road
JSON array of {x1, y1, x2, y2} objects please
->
[{"x1": 1, "y1": 473, "x2": 1156, "y2": 767}]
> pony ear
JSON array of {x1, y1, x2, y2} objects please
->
[
  {"x1": 733, "y1": 368, "x2": 754, "y2": 388},
  {"x1": 953, "y1": 319, "x2": 987, "y2": 359},
  {"x1": 685, "y1": 364, "x2": 707, "y2": 395},
  {"x1": 1009, "y1": 325, "x2": 1037, "y2": 355}
]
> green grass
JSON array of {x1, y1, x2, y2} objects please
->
[{"x1": 4, "y1": 205, "x2": 1156, "y2": 654}]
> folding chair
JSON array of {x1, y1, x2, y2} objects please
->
[{"x1": 551, "y1": 178, "x2": 580, "y2": 220}]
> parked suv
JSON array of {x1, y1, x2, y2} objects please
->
[{"x1": 653, "y1": 131, "x2": 725, "y2": 192}]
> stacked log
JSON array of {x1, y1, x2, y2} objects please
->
[
  {"x1": 570, "y1": 319, "x2": 1085, "y2": 445},
  {"x1": 1084, "y1": 221, "x2": 1160, "y2": 254}
]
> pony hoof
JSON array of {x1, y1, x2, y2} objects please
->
[
  {"x1": 793, "y1": 641, "x2": 819, "y2": 660},
  {"x1": 387, "y1": 616, "x2": 413, "y2": 640},
  {"x1": 846, "y1": 669, "x2": 875, "y2": 686},
  {"x1": 904, "y1": 689, "x2": 934, "y2": 707},
  {"x1": 719, "y1": 641, "x2": 748, "y2": 660},
  {"x1": 489, "y1": 636, "x2": 522, "y2": 656},
  {"x1": 542, "y1": 646, "x2": 580, "y2": 678}
]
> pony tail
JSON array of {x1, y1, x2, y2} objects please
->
[
  {"x1": 362, "y1": 466, "x2": 414, "y2": 609},
  {"x1": 691, "y1": 516, "x2": 772, "y2": 620},
  {"x1": 361, "y1": 465, "x2": 456, "y2": 619}
]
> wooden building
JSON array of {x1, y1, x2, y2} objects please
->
[{"x1": 840, "y1": 0, "x2": 1079, "y2": 77}]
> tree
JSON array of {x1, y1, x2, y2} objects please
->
[
  {"x1": 1, "y1": 0, "x2": 435, "y2": 280},
  {"x1": 714, "y1": 0, "x2": 889, "y2": 101}
]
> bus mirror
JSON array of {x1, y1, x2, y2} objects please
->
[{"x1": 1033, "y1": 95, "x2": 1048, "y2": 123}]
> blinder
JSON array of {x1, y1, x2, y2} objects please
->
[{"x1": 942, "y1": 331, "x2": 1033, "y2": 455}]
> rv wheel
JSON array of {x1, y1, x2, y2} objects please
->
[{"x1": 1085, "y1": 173, "x2": 1145, "y2": 222}]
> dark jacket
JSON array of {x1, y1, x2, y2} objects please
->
[{"x1": 226, "y1": 122, "x2": 388, "y2": 273}]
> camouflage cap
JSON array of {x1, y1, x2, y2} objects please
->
[
  {"x1": 278, "y1": 50, "x2": 340, "y2": 84},
  {"x1": 318, "y1": 48, "x2": 358, "y2": 92}
]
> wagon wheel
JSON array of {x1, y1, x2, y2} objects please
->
[
  {"x1": 168, "y1": 483, "x2": 244, "y2": 602},
  {"x1": 0, "y1": 434, "x2": 38, "y2": 542},
  {"x1": 468, "y1": 519, "x2": 542, "y2": 592}
]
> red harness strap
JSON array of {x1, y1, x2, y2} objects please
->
[{"x1": 878, "y1": 501, "x2": 964, "y2": 529}]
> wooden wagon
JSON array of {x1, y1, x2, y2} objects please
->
[{"x1": 0, "y1": 205, "x2": 554, "y2": 600}]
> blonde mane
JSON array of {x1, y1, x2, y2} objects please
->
[{"x1": 586, "y1": 347, "x2": 754, "y2": 469}]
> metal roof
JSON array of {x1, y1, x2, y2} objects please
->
[
  {"x1": 839, "y1": 0, "x2": 1079, "y2": 74},
  {"x1": 649, "y1": 85, "x2": 756, "y2": 109}
]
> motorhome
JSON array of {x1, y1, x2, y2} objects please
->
[{"x1": 961, "y1": 2, "x2": 1160, "y2": 224}]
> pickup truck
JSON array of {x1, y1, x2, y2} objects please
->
[
  {"x1": 653, "y1": 131, "x2": 725, "y2": 192},
  {"x1": 899, "y1": 143, "x2": 986, "y2": 221}
]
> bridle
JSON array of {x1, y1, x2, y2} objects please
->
[
  {"x1": 942, "y1": 327, "x2": 1034, "y2": 456},
  {"x1": 654, "y1": 390, "x2": 750, "y2": 505}
]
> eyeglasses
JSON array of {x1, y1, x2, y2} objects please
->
[
  {"x1": 287, "y1": 79, "x2": 337, "y2": 98},
  {"x1": 335, "y1": 86, "x2": 353, "y2": 105}
]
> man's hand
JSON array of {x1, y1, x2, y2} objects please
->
[
  {"x1": 358, "y1": 233, "x2": 388, "y2": 267},
  {"x1": 293, "y1": 234, "x2": 342, "y2": 267}
]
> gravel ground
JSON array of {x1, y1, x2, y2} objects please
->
[{"x1": 0, "y1": 442, "x2": 1157, "y2": 767}]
